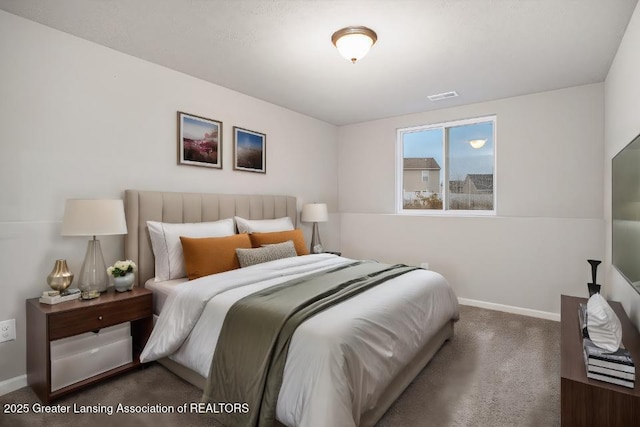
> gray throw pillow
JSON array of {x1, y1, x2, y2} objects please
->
[{"x1": 236, "y1": 240, "x2": 297, "y2": 268}]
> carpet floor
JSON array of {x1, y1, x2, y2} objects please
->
[{"x1": 0, "y1": 305, "x2": 560, "y2": 427}]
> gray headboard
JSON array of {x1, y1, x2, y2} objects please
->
[{"x1": 123, "y1": 189, "x2": 298, "y2": 287}]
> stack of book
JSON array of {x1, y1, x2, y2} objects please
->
[
  {"x1": 579, "y1": 304, "x2": 636, "y2": 388},
  {"x1": 39, "y1": 288, "x2": 81, "y2": 305}
]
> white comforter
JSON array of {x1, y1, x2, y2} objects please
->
[{"x1": 140, "y1": 254, "x2": 459, "y2": 427}]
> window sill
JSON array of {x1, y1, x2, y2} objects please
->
[{"x1": 395, "y1": 210, "x2": 496, "y2": 217}]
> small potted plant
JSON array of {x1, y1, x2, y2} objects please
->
[{"x1": 107, "y1": 260, "x2": 137, "y2": 292}]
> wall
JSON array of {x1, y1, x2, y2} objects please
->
[
  {"x1": 604, "y1": 2, "x2": 640, "y2": 328},
  {"x1": 338, "y1": 84, "x2": 605, "y2": 316},
  {"x1": 0, "y1": 11, "x2": 339, "y2": 384}
]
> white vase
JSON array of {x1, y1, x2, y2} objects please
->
[{"x1": 113, "y1": 272, "x2": 134, "y2": 292}]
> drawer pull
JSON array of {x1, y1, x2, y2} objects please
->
[{"x1": 98, "y1": 316, "x2": 103, "y2": 320}]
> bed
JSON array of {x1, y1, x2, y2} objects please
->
[{"x1": 124, "y1": 189, "x2": 459, "y2": 427}]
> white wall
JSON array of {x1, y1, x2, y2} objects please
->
[
  {"x1": 0, "y1": 11, "x2": 339, "y2": 383},
  {"x1": 604, "y1": 2, "x2": 640, "y2": 328},
  {"x1": 338, "y1": 84, "x2": 605, "y2": 315}
]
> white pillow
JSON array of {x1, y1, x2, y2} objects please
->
[
  {"x1": 587, "y1": 293, "x2": 623, "y2": 352},
  {"x1": 234, "y1": 216, "x2": 294, "y2": 234},
  {"x1": 147, "y1": 219, "x2": 235, "y2": 281}
]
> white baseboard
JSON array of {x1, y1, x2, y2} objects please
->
[
  {"x1": 0, "y1": 374, "x2": 27, "y2": 397},
  {"x1": 458, "y1": 297, "x2": 560, "y2": 322}
]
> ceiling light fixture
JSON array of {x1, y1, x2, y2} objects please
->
[
  {"x1": 469, "y1": 139, "x2": 487, "y2": 149},
  {"x1": 331, "y1": 26, "x2": 377, "y2": 63}
]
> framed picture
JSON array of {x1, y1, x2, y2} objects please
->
[
  {"x1": 233, "y1": 126, "x2": 266, "y2": 173},
  {"x1": 178, "y1": 111, "x2": 222, "y2": 169}
]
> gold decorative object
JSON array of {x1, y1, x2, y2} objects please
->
[{"x1": 47, "y1": 259, "x2": 74, "y2": 291}]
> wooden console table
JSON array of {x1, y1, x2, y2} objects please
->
[{"x1": 561, "y1": 295, "x2": 640, "y2": 426}]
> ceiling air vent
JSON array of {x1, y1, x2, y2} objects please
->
[{"x1": 427, "y1": 91, "x2": 459, "y2": 101}]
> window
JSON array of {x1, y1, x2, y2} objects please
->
[{"x1": 397, "y1": 115, "x2": 496, "y2": 214}]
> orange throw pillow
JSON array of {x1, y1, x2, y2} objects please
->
[
  {"x1": 249, "y1": 229, "x2": 309, "y2": 256},
  {"x1": 180, "y1": 234, "x2": 251, "y2": 280}
]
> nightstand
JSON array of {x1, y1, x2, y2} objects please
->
[
  {"x1": 560, "y1": 295, "x2": 640, "y2": 425},
  {"x1": 26, "y1": 287, "x2": 153, "y2": 403}
]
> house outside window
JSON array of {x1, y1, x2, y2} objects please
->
[{"x1": 397, "y1": 115, "x2": 496, "y2": 214}]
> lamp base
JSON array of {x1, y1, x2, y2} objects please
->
[
  {"x1": 310, "y1": 222, "x2": 324, "y2": 254},
  {"x1": 78, "y1": 238, "x2": 109, "y2": 296},
  {"x1": 80, "y1": 290, "x2": 101, "y2": 300}
]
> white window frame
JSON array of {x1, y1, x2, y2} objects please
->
[{"x1": 396, "y1": 115, "x2": 497, "y2": 216}]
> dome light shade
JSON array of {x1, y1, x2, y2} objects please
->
[
  {"x1": 331, "y1": 26, "x2": 377, "y2": 63},
  {"x1": 469, "y1": 139, "x2": 487, "y2": 149}
]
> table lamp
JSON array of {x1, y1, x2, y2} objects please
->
[
  {"x1": 301, "y1": 203, "x2": 328, "y2": 254},
  {"x1": 61, "y1": 199, "x2": 127, "y2": 299}
]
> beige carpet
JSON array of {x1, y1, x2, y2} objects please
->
[{"x1": 0, "y1": 305, "x2": 560, "y2": 427}]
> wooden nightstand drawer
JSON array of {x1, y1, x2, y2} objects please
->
[{"x1": 49, "y1": 296, "x2": 151, "y2": 340}]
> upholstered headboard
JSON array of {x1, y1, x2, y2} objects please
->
[{"x1": 123, "y1": 189, "x2": 298, "y2": 287}]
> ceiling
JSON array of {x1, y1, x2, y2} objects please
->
[{"x1": 1, "y1": 0, "x2": 637, "y2": 126}]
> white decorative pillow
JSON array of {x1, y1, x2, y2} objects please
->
[
  {"x1": 587, "y1": 293, "x2": 622, "y2": 352},
  {"x1": 234, "y1": 216, "x2": 294, "y2": 234},
  {"x1": 235, "y1": 240, "x2": 297, "y2": 268},
  {"x1": 147, "y1": 219, "x2": 235, "y2": 281}
]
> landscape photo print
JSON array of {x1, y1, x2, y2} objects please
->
[
  {"x1": 178, "y1": 111, "x2": 222, "y2": 169},
  {"x1": 233, "y1": 126, "x2": 266, "y2": 173}
]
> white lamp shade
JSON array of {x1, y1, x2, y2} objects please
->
[
  {"x1": 335, "y1": 33, "x2": 375, "y2": 62},
  {"x1": 301, "y1": 203, "x2": 328, "y2": 223},
  {"x1": 61, "y1": 199, "x2": 128, "y2": 236}
]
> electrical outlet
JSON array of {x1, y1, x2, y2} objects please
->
[{"x1": 0, "y1": 319, "x2": 16, "y2": 343}]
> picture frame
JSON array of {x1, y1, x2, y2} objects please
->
[
  {"x1": 233, "y1": 126, "x2": 266, "y2": 173},
  {"x1": 178, "y1": 111, "x2": 222, "y2": 169}
]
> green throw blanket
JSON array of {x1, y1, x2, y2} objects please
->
[{"x1": 202, "y1": 261, "x2": 419, "y2": 427}]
